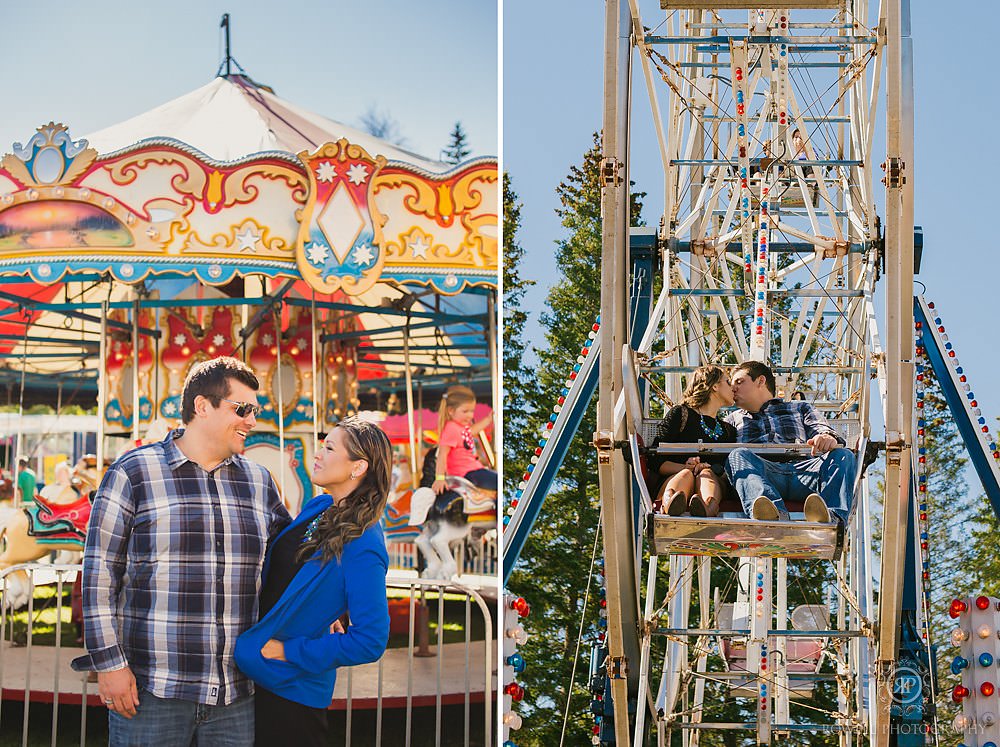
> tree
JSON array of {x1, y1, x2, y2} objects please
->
[
  {"x1": 502, "y1": 173, "x2": 535, "y2": 493},
  {"x1": 507, "y1": 132, "x2": 644, "y2": 745},
  {"x1": 442, "y1": 122, "x2": 471, "y2": 164},
  {"x1": 358, "y1": 105, "x2": 408, "y2": 147}
]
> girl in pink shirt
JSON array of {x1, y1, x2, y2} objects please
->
[{"x1": 431, "y1": 385, "x2": 496, "y2": 494}]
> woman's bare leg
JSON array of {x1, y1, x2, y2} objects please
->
[{"x1": 691, "y1": 470, "x2": 722, "y2": 517}]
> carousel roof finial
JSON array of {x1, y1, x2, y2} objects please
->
[{"x1": 217, "y1": 13, "x2": 245, "y2": 79}]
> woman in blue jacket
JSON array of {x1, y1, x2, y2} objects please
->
[{"x1": 235, "y1": 416, "x2": 392, "y2": 746}]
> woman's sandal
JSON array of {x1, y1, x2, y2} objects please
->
[
  {"x1": 666, "y1": 490, "x2": 688, "y2": 516},
  {"x1": 688, "y1": 493, "x2": 720, "y2": 518}
]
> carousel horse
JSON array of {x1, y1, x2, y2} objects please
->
[
  {"x1": 0, "y1": 456, "x2": 100, "y2": 609},
  {"x1": 401, "y1": 447, "x2": 497, "y2": 579}
]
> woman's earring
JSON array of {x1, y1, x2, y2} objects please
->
[{"x1": 350, "y1": 472, "x2": 358, "y2": 479}]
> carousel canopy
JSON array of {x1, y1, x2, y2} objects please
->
[{"x1": 84, "y1": 75, "x2": 448, "y2": 171}]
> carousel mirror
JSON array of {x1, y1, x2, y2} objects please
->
[
  {"x1": 119, "y1": 360, "x2": 135, "y2": 418},
  {"x1": 272, "y1": 353, "x2": 301, "y2": 418},
  {"x1": 32, "y1": 147, "x2": 64, "y2": 184}
]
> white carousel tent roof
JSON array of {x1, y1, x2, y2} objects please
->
[{"x1": 83, "y1": 75, "x2": 447, "y2": 171}]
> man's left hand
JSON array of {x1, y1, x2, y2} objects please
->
[
  {"x1": 807, "y1": 434, "x2": 838, "y2": 455},
  {"x1": 261, "y1": 639, "x2": 286, "y2": 661}
]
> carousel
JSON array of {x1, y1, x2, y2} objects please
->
[{"x1": 0, "y1": 71, "x2": 498, "y2": 580}]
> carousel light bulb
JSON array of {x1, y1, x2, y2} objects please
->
[
  {"x1": 983, "y1": 682, "x2": 996, "y2": 697},
  {"x1": 978, "y1": 596, "x2": 991, "y2": 610},
  {"x1": 979, "y1": 624, "x2": 993, "y2": 639},
  {"x1": 952, "y1": 628, "x2": 970, "y2": 645},
  {"x1": 984, "y1": 712, "x2": 998, "y2": 727},
  {"x1": 503, "y1": 712, "x2": 523, "y2": 729},
  {"x1": 954, "y1": 714, "x2": 971, "y2": 731}
]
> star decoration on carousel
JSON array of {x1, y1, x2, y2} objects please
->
[
  {"x1": 261, "y1": 333, "x2": 274, "y2": 346},
  {"x1": 173, "y1": 333, "x2": 187, "y2": 347},
  {"x1": 213, "y1": 334, "x2": 226, "y2": 347},
  {"x1": 316, "y1": 162, "x2": 337, "y2": 183},
  {"x1": 296, "y1": 337, "x2": 307, "y2": 350},
  {"x1": 163, "y1": 401, "x2": 178, "y2": 416},
  {"x1": 408, "y1": 234, "x2": 431, "y2": 259},
  {"x1": 235, "y1": 226, "x2": 261, "y2": 252},
  {"x1": 352, "y1": 243, "x2": 375, "y2": 267},
  {"x1": 307, "y1": 241, "x2": 329, "y2": 265},
  {"x1": 346, "y1": 163, "x2": 369, "y2": 185}
]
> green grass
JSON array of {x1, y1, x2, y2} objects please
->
[{"x1": 3, "y1": 585, "x2": 79, "y2": 649}]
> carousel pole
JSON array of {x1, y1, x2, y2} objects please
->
[
  {"x1": 402, "y1": 314, "x2": 418, "y2": 482},
  {"x1": 14, "y1": 317, "x2": 28, "y2": 508},
  {"x1": 131, "y1": 297, "x2": 140, "y2": 445},
  {"x1": 97, "y1": 300, "x2": 107, "y2": 481},
  {"x1": 310, "y1": 292, "x2": 319, "y2": 465},
  {"x1": 153, "y1": 308, "x2": 160, "y2": 418},
  {"x1": 487, "y1": 289, "x2": 498, "y2": 425},
  {"x1": 274, "y1": 304, "x2": 286, "y2": 505}
]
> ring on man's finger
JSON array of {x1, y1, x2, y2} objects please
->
[{"x1": 104, "y1": 699, "x2": 114, "y2": 705}]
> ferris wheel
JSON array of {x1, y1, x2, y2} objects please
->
[
  {"x1": 505, "y1": 0, "x2": 928, "y2": 744},
  {"x1": 591, "y1": 0, "x2": 913, "y2": 744}
]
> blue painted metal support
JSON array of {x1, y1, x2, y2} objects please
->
[
  {"x1": 503, "y1": 232, "x2": 657, "y2": 585},
  {"x1": 502, "y1": 332, "x2": 600, "y2": 584},
  {"x1": 645, "y1": 34, "x2": 877, "y2": 46},
  {"x1": 892, "y1": 469, "x2": 935, "y2": 746},
  {"x1": 914, "y1": 296, "x2": 1000, "y2": 517}
]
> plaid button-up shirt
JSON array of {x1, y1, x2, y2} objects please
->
[
  {"x1": 72, "y1": 430, "x2": 290, "y2": 705},
  {"x1": 725, "y1": 398, "x2": 844, "y2": 445}
]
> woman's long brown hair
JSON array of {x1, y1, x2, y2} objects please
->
[
  {"x1": 681, "y1": 365, "x2": 727, "y2": 409},
  {"x1": 297, "y1": 416, "x2": 393, "y2": 563}
]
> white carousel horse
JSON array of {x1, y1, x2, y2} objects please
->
[{"x1": 406, "y1": 475, "x2": 496, "y2": 579}]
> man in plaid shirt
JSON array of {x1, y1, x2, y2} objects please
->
[
  {"x1": 724, "y1": 361, "x2": 856, "y2": 524},
  {"x1": 72, "y1": 357, "x2": 290, "y2": 745}
]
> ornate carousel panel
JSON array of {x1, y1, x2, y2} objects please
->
[{"x1": 0, "y1": 124, "x2": 497, "y2": 295}]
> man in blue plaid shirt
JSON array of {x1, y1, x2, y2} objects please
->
[
  {"x1": 72, "y1": 357, "x2": 290, "y2": 745},
  {"x1": 724, "y1": 361, "x2": 856, "y2": 524}
]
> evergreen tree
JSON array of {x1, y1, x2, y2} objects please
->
[
  {"x1": 443, "y1": 122, "x2": 471, "y2": 164},
  {"x1": 507, "y1": 132, "x2": 644, "y2": 744},
  {"x1": 503, "y1": 173, "x2": 535, "y2": 493}
]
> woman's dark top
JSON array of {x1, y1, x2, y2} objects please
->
[
  {"x1": 258, "y1": 519, "x2": 310, "y2": 618},
  {"x1": 655, "y1": 404, "x2": 736, "y2": 445},
  {"x1": 652, "y1": 404, "x2": 737, "y2": 474}
]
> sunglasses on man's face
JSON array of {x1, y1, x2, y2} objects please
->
[{"x1": 220, "y1": 399, "x2": 262, "y2": 418}]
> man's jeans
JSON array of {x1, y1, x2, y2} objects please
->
[
  {"x1": 725, "y1": 447, "x2": 856, "y2": 522},
  {"x1": 109, "y1": 690, "x2": 253, "y2": 747}
]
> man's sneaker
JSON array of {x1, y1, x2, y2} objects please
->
[
  {"x1": 751, "y1": 496, "x2": 780, "y2": 521},
  {"x1": 803, "y1": 493, "x2": 831, "y2": 523}
]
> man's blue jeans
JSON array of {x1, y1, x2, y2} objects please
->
[
  {"x1": 724, "y1": 447, "x2": 856, "y2": 522},
  {"x1": 109, "y1": 690, "x2": 253, "y2": 747}
]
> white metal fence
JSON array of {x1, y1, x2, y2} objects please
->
[
  {"x1": 388, "y1": 537, "x2": 498, "y2": 578},
  {"x1": 0, "y1": 563, "x2": 496, "y2": 747}
]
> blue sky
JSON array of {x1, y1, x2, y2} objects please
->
[
  {"x1": 504, "y1": 0, "x2": 999, "y2": 459},
  {"x1": 0, "y1": 0, "x2": 497, "y2": 162}
]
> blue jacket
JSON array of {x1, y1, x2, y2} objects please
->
[{"x1": 234, "y1": 495, "x2": 390, "y2": 708}]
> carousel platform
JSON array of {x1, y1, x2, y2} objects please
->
[{"x1": 0, "y1": 639, "x2": 496, "y2": 710}]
